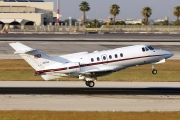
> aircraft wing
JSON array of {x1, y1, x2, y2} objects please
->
[{"x1": 80, "y1": 69, "x2": 113, "y2": 74}]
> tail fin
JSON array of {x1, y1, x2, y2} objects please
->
[{"x1": 9, "y1": 42, "x2": 59, "y2": 71}]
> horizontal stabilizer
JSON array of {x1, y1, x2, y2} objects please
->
[
  {"x1": 14, "y1": 49, "x2": 37, "y2": 54},
  {"x1": 9, "y1": 42, "x2": 36, "y2": 54}
]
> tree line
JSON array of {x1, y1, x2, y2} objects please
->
[{"x1": 64, "y1": 1, "x2": 180, "y2": 27}]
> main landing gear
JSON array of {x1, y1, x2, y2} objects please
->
[
  {"x1": 85, "y1": 81, "x2": 95, "y2": 87},
  {"x1": 79, "y1": 75, "x2": 96, "y2": 87},
  {"x1": 84, "y1": 77, "x2": 96, "y2": 87},
  {"x1": 151, "y1": 64, "x2": 157, "y2": 75}
]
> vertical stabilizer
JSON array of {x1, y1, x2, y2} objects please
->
[{"x1": 9, "y1": 42, "x2": 59, "y2": 71}]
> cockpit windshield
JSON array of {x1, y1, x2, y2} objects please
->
[{"x1": 147, "y1": 46, "x2": 154, "y2": 50}]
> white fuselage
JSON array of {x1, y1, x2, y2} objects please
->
[{"x1": 40, "y1": 45, "x2": 173, "y2": 78}]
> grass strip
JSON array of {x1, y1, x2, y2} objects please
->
[
  {"x1": 0, "y1": 111, "x2": 180, "y2": 120},
  {"x1": 0, "y1": 59, "x2": 179, "y2": 81}
]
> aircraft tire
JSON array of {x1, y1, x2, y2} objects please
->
[
  {"x1": 85, "y1": 81, "x2": 95, "y2": 87},
  {"x1": 88, "y1": 81, "x2": 95, "y2": 87},
  {"x1": 85, "y1": 81, "x2": 89, "y2": 86},
  {"x1": 152, "y1": 69, "x2": 157, "y2": 75}
]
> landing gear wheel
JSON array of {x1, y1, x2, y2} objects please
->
[
  {"x1": 85, "y1": 81, "x2": 89, "y2": 86},
  {"x1": 152, "y1": 69, "x2": 157, "y2": 75},
  {"x1": 85, "y1": 81, "x2": 95, "y2": 87},
  {"x1": 88, "y1": 81, "x2": 95, "y2": 87}
]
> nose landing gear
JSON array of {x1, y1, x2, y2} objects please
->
[
  {"x1": 152, "y1": 69, "x2": 157, "y2": 74},
  {"x1": 151, "y1": 64, "x2": 157, "y2": 75}
]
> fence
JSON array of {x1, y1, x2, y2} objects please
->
[
  {"x1": 100, "y1": 25, "x2": 180, "y2": 32},
  {"x1": 5, "y1": 25, "x2": 180, "y2": 33},
  {"x1": 7, "y1": 25, "x2": 86, "y2": 33}
]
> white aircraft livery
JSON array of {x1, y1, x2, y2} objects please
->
[{"x1": 10, "y1": 42, "x2": 174, "y2": 87}]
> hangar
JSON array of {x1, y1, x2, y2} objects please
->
[{"x1": 0, "y1": 0, "x2": 56, "y2": 31}]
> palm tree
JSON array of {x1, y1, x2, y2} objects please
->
[
  {"x1": 79, "y1": 1, "x2": 90, "y2": 25},
  {"x1": 174, "y1": 6, "x2": 180, "y2": 21},
  {"x1": 91, "y1": 19, "x2": 100, "y2": 28},
  {"x1": 141, "y1": 7, "x2": 152, "y2": 25},
  {"x1": 110, "y1": 4, "x2": 120, "y2": 25}
]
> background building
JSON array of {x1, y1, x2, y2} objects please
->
[{"x1": 0, "y1": 0, "x2": 56, "y2": 31}]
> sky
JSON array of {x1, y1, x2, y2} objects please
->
[{"x1": 44, "y1": 0, "x2": 179, "y2": 21}]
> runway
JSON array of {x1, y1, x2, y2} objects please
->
[
  {"x1": 0, "y1": 81, "x2": 180, "y2": 95},
  {"x1": 1, "y1": 87, "x2": 180, "y2": 95},
  {"x1": 0, "y1": 81, "x2": 180, "y2": 111},
  {"x1": 0, "y1": 33, "x2": 180, "y2": 41}
]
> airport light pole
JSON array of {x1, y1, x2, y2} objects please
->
[
  {"x1": 56, "y1": 0, "x2": 60, "y2": 24},
  {"x1": 96, "y1": 7, "x2": 99, "y2": 31},
  {"x1": 69, "y1": 17, "x2": 72, "y2": 27}
]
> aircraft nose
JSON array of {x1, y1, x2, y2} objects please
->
[{"x1": 164, "y1": 50, "x2": 174, "y2": 59}]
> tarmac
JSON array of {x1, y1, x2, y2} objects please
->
[
  {"x1": 1, "y1": 33, "x2": 180, "y2": 41},
  {"x1": 0, "y1": 81, "x2": 180, "y2": 111}
]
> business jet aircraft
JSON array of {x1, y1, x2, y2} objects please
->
[{"x1": 9, "y1": 42, "x2": 174, "y2": 87}]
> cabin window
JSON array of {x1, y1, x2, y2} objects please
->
[
  {"x1": 115, "y1": 54, "x2": 118, "y2": 58},
  {"x1": 91, "y1": 58, "x2": 94, "y2": 62},
  {"x1": 103, "y1": 56, "x2": 106, "y2": 60},
  {"x1": 142, "y1": 48, "x2": 145, "y2": 52},
  {"x1": 109, "y1": 55, "x2": 112, "y2": 59},
  {"x1": 145, "y1": 47, "x2": 149, "y2": 51},
  {"x1": 147, "y1": 46, "x2": 154, "y2": 50},
  {"x1": 120, "y1": 53, "x2": 123, "y2": 57},
  {"x1": 97, "y1": 57, "x2": 100, "y2": 61}
]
